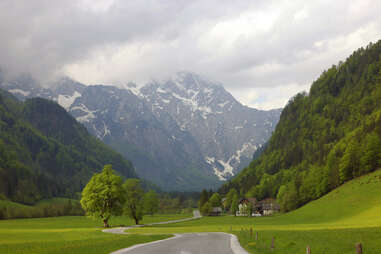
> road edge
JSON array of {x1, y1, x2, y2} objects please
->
[
  {"x1": 110, "y1": 234, "x2": 183, "y2": 254},
  {"x1": 229, "y1": 233, "x2": 250, "y2": 254}
]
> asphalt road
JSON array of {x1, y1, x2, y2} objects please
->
[
  {"x1": 106, "y1": 210, "x2": 248, "y2": 254},
  {"x1": 112, "y1": 232, "x2": 243, "y2": 254}
]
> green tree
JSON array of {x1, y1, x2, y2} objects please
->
[
  {"x1": 360, "y1": 133, "x2": 381, "y2": 173},
  {"x1": 199, "y1": 189, "x2": 208, "y2": 209},
  {"x1": 80, "y1": 165, "x2": 125, "y2": 227},
  {"x1": 277, "y1": 182, "x2": 298, "y2": 212},
  {"x1": 123, "y1": 178, "x2": 144, "y2": 224},
  {"x1": 208, "y1": 193, "x2": 221, "y2": 207},
  {"x1": 230, "y1": 193, "x2": 239, "y2": 216},
  {"x1": 247, "y1": 202, "x2": 253, "y2": 217},
  {"x1": 225, "y1": 188, "x2": 238, "y2": 211},
  {"x1": 339, "y1": 140, "x2": 360, "y2": 183},
  {"x1": 200, "y1": 201, "x2": 212, "y2": 216},
  {"x1": 143, "y1": 190, "x2": 159, "y2": 216}
]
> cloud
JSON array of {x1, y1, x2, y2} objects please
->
[{"x1": 0, "y1": 0, "x2": 380, "y2": 108}]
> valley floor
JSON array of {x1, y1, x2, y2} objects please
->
[
  {"x1": 2, "y1": 170, "x2": 381, "y2": 254},
  {"x1": 0, "y1": 214, "x2": 189, "y2": 254},
  {"x1": 127, "y1": 170, "x2": 381, "y2": 253}
]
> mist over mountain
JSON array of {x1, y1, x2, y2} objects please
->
[{"x1": 0, "y1": 71, "x2": 281, "y2": 191}]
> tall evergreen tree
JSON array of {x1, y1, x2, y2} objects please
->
[
  {"x1": 199, "y1": 189, "x2": 208, "y2": 209},
  {"x1": 225, "y1": 188, "x2": 238, "y2": 211}
]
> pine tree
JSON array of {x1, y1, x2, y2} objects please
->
[
  {"x1": 225, "y1": 188, "x2": 238, "y2": 211},
  {"x1": 199, "y1": 189, "x2": 208, "y2": 209}
]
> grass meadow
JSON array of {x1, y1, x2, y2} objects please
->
[
  {"x1": 2, "y1": 170, "x2": 381, "y2": 254},
  {"x1": 127, "y1": 169, "x2": 381, "y2": 253},
  {"x1": 0, "y1": 213, "x2": 191, "y2": 254}
]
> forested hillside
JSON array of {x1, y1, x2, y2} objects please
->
[
  {"x1": 0, "y1": 90, "x2": 136, "y2": 204},
  {"x1": 221, "y1": 40, "x2": 381, "y2": 211}
]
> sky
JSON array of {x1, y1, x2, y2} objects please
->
[{"x1": 0, "y1": 0, "x2": 381, "y2": 109}]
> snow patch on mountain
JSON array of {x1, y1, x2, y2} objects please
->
[
  {"x1": 205, "y1": 156, "x2": 227, "y2": 181},
  {"x1": 57, "y1": 91, "x2": 81, "y2": 110},
  {"x1": 124, "y1": 83, "x2": 143, "y2": 98},
  {"x1": 218, "y1": 101, "x2": 229, "y2": 108},
  {"x1": 206, "y1": 142, "x2": 258, "y2": 181},
  {"x1": 72, "y1": 104, "x2": 97, "y2": 122},
  {"x1": 101, "y1": 121, "x2": 111, "y2": 138},
  {"x1": 9, "y1": 89, "x2": 30, "y2": 97},
  {"x1": 157, "y1": 87, "x2": 167, "y2": 94}
]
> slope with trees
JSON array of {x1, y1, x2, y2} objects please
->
[
  {"x1": 0, "y1": 90, "x2": 136, "y2": 205},
  {"x1": 221, "y1": 40, "x2": 381, "y2": 212}
]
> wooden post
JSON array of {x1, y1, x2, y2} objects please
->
[
  {"x1": 306, "y1": 245, "x2": 311, "y2": 254},
  {"x1": 356, "y1": 243, "x2": 362, "y2": 254},
  {"x1": 250, "y1": 227, "x2": 253, "y2": 237},
  {"x1": 271, "y1": 236, "x2": 275, "y2": 250},
  {"x1": 255, "y1": 232, "x2": 258, "y2": 241},
  {"x1": 230, "y1": 226, "x2": 232, "y2": 232}
]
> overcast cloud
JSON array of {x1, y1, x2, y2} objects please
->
[{"x1": 1, "y1": 0, "x2": 381, "y2": 109}]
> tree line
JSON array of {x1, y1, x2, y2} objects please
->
[{"x1": 0, "y1": 199, "x2": 84, "y2": 220}]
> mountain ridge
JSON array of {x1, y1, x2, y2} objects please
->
[{"x1": 0, "y1": 71, "x2": 282, "y2": 191}]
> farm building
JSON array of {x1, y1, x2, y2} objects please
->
[{"x1": 236, "y1": 198, "x2": 279, "y2": 216}]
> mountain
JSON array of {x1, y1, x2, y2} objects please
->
[
  {"x1": 221, "y1": 40, "x2": 381, "y2": 212},
  {"x1": 0, "y1": 88, "x2": 136, "y2": 204},
  {"x1": 0, "y1": 72, "x2": 281, "y2": 191}
]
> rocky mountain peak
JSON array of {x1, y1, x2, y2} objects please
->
[{"x1": 1, "y1": 72, "x2": 282, "y2": 191}]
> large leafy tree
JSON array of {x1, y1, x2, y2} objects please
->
[
  {"x1": 143, "y1": 190, "x2": 159, "y2": 216},
  {"x1": 80, "y1": 165, "x2": 125, "y2": 228},
  {"x1": 200, "y1": 201, "x2": 212, "y2": 216},
  {"x1": 123, "y1": 178, "x2": 144, "y2": 224},
  {"x1": 208, "y1": 193, "x2": 222, "y2": 207}
]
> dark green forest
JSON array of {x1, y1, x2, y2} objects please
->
[
  {"x1": 0, "y1": 91, "x2": 136, "y2": 205},
  {"x1": 221, "y1": 40, "x2": 381, "y2": 212}
]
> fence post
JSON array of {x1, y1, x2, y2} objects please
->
[
  {"x1": 255, "y1": 232, "x2": 258, "y2": 241},
  {"x1": 271, "y1": 236, "x2": 275, "y2": 250},
  {"x1": 356, "y1": 243, "x2": 362, "y2": 254},
  {"x1": 306, "y1": 245, "x2": 311, "y2": 254},
  {"x1": 230, "y1": 226, "x2": 232, "y2": 232},
  {"x1": 250, "y1": 227, "x2": 253, "y2": 237}
]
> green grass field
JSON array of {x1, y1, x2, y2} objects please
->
[
  {"x1": 2, "y1": 170, "x2": 381, "y2": 254},
  {"x1": 128, "y1": 169, "x2": 381, "y2": 253},
  {"x1": 0, "y1": 213, "x2": 191, "y2": 254}
]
